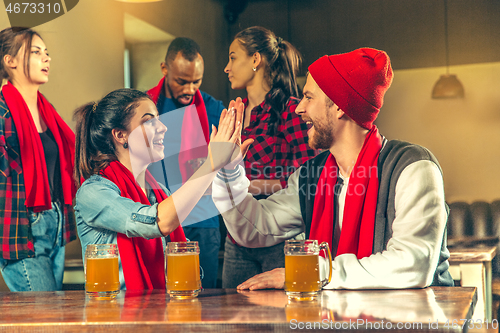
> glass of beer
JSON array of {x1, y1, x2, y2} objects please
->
[
  {"x1": 165, "y1": 241, "x2": 201, "y2": 299},
  {"x1": 284, "y1": 239, "x2": 332, "y2": 299},
  {"x1": 85, "y1": 244, "x2": 120, "y2": 299}
]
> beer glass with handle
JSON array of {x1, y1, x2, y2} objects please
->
[
  {"x1": 284, "y1": 239, "x2": 332, "y2": 300},
  {"x1": 85, "y1": 244, "x2": 120, "y2": 299},
  {"x1": 165, "y1": 241, "x2": 201, "y2": 298}
]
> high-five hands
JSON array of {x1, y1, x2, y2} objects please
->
[{"x1": 208, "y1": 97, "x2": 253, "y2": 171}]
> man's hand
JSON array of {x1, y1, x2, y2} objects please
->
[{"x1": 237, "y1": 268, "x2": 285, "y2": 290}]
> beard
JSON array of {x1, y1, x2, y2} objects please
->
[
  {"x1": 166, "y1": 82, "x2": 193, "y2": 108},
  {"x1": 308, "y1": 117, "x2": 334, "y2": 150}
]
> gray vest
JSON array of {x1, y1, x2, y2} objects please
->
[{"x1": 298, "y1": 140, "x2": 453, "y2": 287}]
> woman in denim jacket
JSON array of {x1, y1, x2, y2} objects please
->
[{"x1": 73, "y1": 89, "x2": 249, "y2": 290}]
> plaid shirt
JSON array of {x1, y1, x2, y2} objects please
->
[
  {"x1": 242, "y1": 97, "x2": 319, "y2": 188},
  {"x1": 0, "y1": 91, "x2": 76, "y2": 260}
]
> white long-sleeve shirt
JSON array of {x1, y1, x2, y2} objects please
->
[{"x1": 212, "y1": 159, "x2": 448, "y2": 289}]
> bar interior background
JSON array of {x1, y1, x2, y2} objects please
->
[{"x1": 0, "y1": 0, "x2": 499, "y2": 290}]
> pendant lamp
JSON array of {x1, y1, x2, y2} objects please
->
[{"x1": 432, "y1": 0, "x2": 464, "y2": 99}]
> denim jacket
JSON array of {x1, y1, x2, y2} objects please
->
[{"x1": 74, "y1": 174, "x2": 168, "y2": 289}]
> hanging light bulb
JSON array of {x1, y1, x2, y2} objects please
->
[
  {"x1": 432, "y1": 74, "x2": 464, "y2": 98},
  {"x1": 432, "y1": 0, "x2": 464, "y2": 99}
]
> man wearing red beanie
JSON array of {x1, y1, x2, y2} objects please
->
[{"x1": 212, "y1": 48, "x2": 453, "y2": 289}]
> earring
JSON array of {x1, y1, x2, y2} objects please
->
[
  {"x1": 252, "y1": 67, "x2": 256, "y2": 72},
  {"x1": 123, "y1": 142, "x2": 128, "y2": 149}
]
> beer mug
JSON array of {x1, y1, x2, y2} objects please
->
[
  {"x1": 284, "y1": 239, "x2": 332, "y2": 299},
  {"x1": 165, "y1": 241, "x2": 201, "y2": 298},
  {"x1": 85, "y1": 244, "x2": 120, "y2": 299}
]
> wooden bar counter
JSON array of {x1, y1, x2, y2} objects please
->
[{"x1": 0, "y1": 287, "x2": 478, "y2": 332}]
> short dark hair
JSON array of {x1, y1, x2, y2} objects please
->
[{"x1": 165, "y1": 37, "x2": 201, "y2": 64}]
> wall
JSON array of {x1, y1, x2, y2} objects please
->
[
  {"x1": 129, "y1": 41, "x2": 171, "y2": 92},
  {"x1": 379, "y1": 62, "x2": 500, "y2": 203},
  {"x1": 1, "y1": 0, "x2": 125, "y2": 128},
  {"x1": 230, "y1": 0, "x2": 500, "y2": 71}
]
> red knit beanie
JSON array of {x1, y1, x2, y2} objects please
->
[{"x1": 308, "y1": 48, "x2": 393, "y2": 129}]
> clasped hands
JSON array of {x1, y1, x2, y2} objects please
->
[{"x1": 208, "y1": 97, "x2": 253, "y2": 171}]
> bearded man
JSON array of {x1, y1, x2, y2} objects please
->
[{"x1": 212, "y1": 48, "x2": 453, "y2": 289}]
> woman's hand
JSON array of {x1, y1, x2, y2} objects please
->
[{"x1": 208, "y1": 98, "x2": 253, "y2": 171}]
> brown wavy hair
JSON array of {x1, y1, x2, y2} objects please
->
[{"x1": 0, "y1": 27, "x2": 41, "y2": 81}]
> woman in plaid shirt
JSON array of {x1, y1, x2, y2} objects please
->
[
  {"x1": 221, "y1": 26, "x2": 318, "y2": 288},
  {"x1": 0, "y1": 28, "x2": 76, "y2": 291}
]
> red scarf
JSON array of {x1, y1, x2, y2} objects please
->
[
  {"x1": 309, "y1": 127, "x2": 382, "y2": 259},
  {"x1": 1, "y1": 82, "x2": 75, "y2": 212},
  {"x1": 147, "y1": 77, "x2": 210, "y2": 183},
  {"x1": 100, "y1": 160, "x2": 186, "y2": 290}
]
